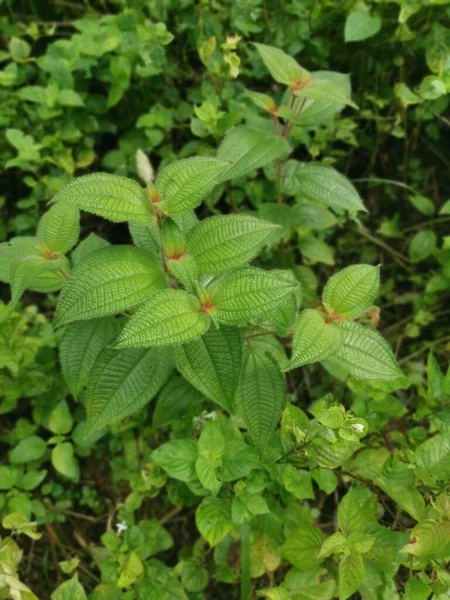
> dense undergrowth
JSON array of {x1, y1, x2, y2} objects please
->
[{"x1": 0, "y1": 1, "x2": 449, "y2": 599}]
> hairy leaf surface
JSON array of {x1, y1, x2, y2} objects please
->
[
  {"x1": 55, "y1": 246, "x2": 166, "y2": 326},
  {"x1": 153, "y1": 375, "x2": 202, "y2": 428},
  {"x1": 323, "y1": 264, "x2": 380, "y2": 319},
  {"x1": 86, "y1": 346, "x2": 173, "y2": 431},
  {"x1": 216, "y1": 126, "x2": 290, "y2": 182},
  {"x1": 157, "y1": 157, "x2": 228, "y2": 215},
  {"x1": 37, "y1": 202, "x2": 80, "y2": 255},
  {"x1": 285, "y1": 162, "x2": 366, "y2": 212},
  {"x1": 174, "y1": 326, "x2": 242, "y2": 411},
  {"x1": 187, "y1": 214, "x2": 279, "y2": 275},
  {"x1": 59, "y1": 317, "x2": 120, "y2": 398},
  {"x1": 53, "y1": 173, "x2": 152, "y2": 223},
  {"x1": 114, "y1": 289, "x2": 211, "y2": 348},
  {"x1": 329, "y1": 322, "x2": 401, "y2": 381},
  {"x1": 286, "y1": 309, "x2": 342, "y2": 370},
  {"x1": 235, "y1": 345, "x2": 285, "y2": 448},
  {"x1": 209, "y1": 267, "x2": 297, "y2": 325}
]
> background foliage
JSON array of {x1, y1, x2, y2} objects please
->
[{"x1": 0, "y1": 0, "x2": 449, "y2": 599}]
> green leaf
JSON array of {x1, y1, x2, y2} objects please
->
[
  {"x1": 298, "y1": 236, "x2": 335, "y2": 265},
  {"x1": 9, "y1": 254, "x2": 67, "y2": 306},
  {"x1": 51, "y1": 575, "x2": 87, "y2": 600},
  {"x1": 235, "y1": 345, "x2": 285, "y2": 448},
  {"x1": 246, "y1": 90, "x2": 276, "y2": 112},
  {"x1": 153, "y1": 375, "x2": 202, "y2": 428},
  {"x1": 409, "y1": 194, "x2": 435, "y2": 216},
  {"x1": 209, "y1": 267, "x2": 298, "y2": 325},
  {"x1": 282, "y1": 569, "x2": 336, "y2": 599},
  {"x1": 0, "y1": 466, "x2": 17, "y2": 490},
  {"x1": 338, "y1": 554, "x2": 364, "y2": 600},
  {"x1": 318, "y1": 532, "x2": 348, "y2": 559},
  {"x1": 180, "y1": 560, "x2": 209, "y2": 592},
  {"x1": 220, "y1": 442, "x2": 259, "y2": 481},
  {"x1": 129, "y1": 221, "x2": 160, "y2": 255},
  {"x1": 187, "y1": 214, "x2": 278, "y2": 275},
  {"x1": 37, "y1": 203, "x2": 80, "y2": 255},
  {"x1": 48, "y1": 400, "x2": 73, "y2": 435},
  {"x1": 401, "y1": 520, "x2": 450, "y2": 558},
  {"x1": 10, "y1": 436, "x2": 47, "y2": 464},
  {"x1": 113, "y1": 289, "x2": 211, "y2": 348},
  {"x1": 295, "y1": 78, "x2": 357, "y2": 109},
  {"x1": 152, "y1": 439, "x2": 198, "y2": 482},
  {"x1": 329, "y1": 322, "x2": 401, "y2": 381},
  {"x1": 196, "y1": 496, "x2": 233, "y2": 546},
  {"x1": 345, "y1": 12, "x2": 381, "y2": 43},
  {"x1": 59, "y1": 317, "x2": 120, "y2": 398},
  {"x1": 53, "y1": 173, "x2": 152, "y2": 223},
  {"x1": 9, "y1": 37, "x2": 31, "y2": 61},
  {"x1": 54, "y1": 246, "x2": 166, "y2": 326},
  {"x1": 338, "y1": 486, "x2": 377, "y2": 535},
  {"x1": 286, "y1": 309, "x2": 342, "y2": 370},
  {"x1": 254, "y1": 43, "x2": 307, "y2": 86},
  {"x1": 51, "y1": 443, "x2": 79, "y2": 481},
  {"x1": 281, "y1": 525, "x2": 324, "y2": 570},
  {"x1": 174, "y1": 326, "x2": 242, "y2": 411},
  {"x1": 292, "y1": 203, "x2": 337, "y2": 230},
  {"x1": 157, "y1": 157, "x2": 228, "y2": 215},
  {"x1": 279, "y1": 465, "x2": 314, "y2": 500},
  {"x1": 322, "y1": 264, "x2": 380, "y2": 319},
  {"x1": 216, "y1": 126, "x2": 290, "y2": 182},
  {"x1": 285, "y1": 161, "x2": 366, "y2": 212},
  {"x1": 416, "y1": 434, "x2": 450, "y2": 480},
  {"x1": 58, "y1": 89, "x2": 84, "y2": 107},
  {"x1": 71, "y1": 233, "x2": 110, "y2": 267},
  {"x1": 86, "y1": 346, "x2": 173, "y2": 431},
  {"x1": 403, "y1": 580, "x2": 432, "y2": 600},
  {"x1": 409, "y1": 230, "x2": 437, "y2": 263}
]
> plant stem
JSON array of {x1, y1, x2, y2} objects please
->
[{"x1": 240, "y1": 523, "x2": 251, "y2": 600}]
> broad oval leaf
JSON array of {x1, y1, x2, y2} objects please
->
[
  {"x1": 153, "y1": 375, "x2": 202, "y2": 428},
  {"x1": 0, "y1": 237, "x2": 67, "y2": 292},
  {"x1": 54, "y1": 246, "x2": 166, "y2": 327},
  {"x1": 37, "y1": 202, "x2": 80, "y2": 255},
  {"x1": 10, "y1": 254, "x2": 68, "y2": 306},
  {"x1": 290, "y1": 71, "x2": 352, "y2": 128},
  {"x1": 53, "y1": 173, "x2": 152, "y2": 223},
  {"x1": 329, "y1": 321, "x2": 401, "y2": 381},
  {"x1": 216, "y1": 126, "x2": 290, "y2": 182},
  {"x1": 286, "y1": 309, "x2": 342, "y2": 371},
  {"x1": 86, "y1": 346, "x2": 173, "y2": 431},
  {"x1": 113, "y1": 289, "x2": 211, "y2": 348},
  {"x1": 345, "y1": 12, "x2": 381, "y2": 43},
  {"x1": 284, "y1": 161, "x2": 366, "y2": 213},
  {"x1": 401, "y1": 520, "x2": 450, "y2": 558},
  {"x1": 281, "y1": 525, "x2": 324, "y2": 570},
  {"x1": 195, "y1": 496, "x2": 233, "y2": 547},
  {"x1": 208, "y1": 267, "x2": 298, "y2": 325},
  {"x1": 254, "y1": 43, "x2": 307, "y2": 87},
  {"x1": 339, "y1": 554, "x2": 365, "y2": 600},
  {"x1": 152, "y1": 439, "x2": 198, "y2": 482},
  {"x1": 174, "y1": 326, "x2": 242, "y2": 411},
  {"x1": 187, "y1": 214, "x2": 279, "y2": 275},
  {"x1": 415, "y1": 434, "x2": 450, "y2": 481},
  {"x1": 157, "y1": 157, "x2": 228, "y2": 215},
  {"x1": 295, "y1": 77, "x2": 356, "y2": 109},
  {"x1": 322, "y1": 264, "x2": 380, "y2": 319},
  {"x1": 59, "y1": 317, "x2": 120, "y2": 398},
  {"x1": 235, "y1": 345, "x2": 285, "y2": 448}
]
